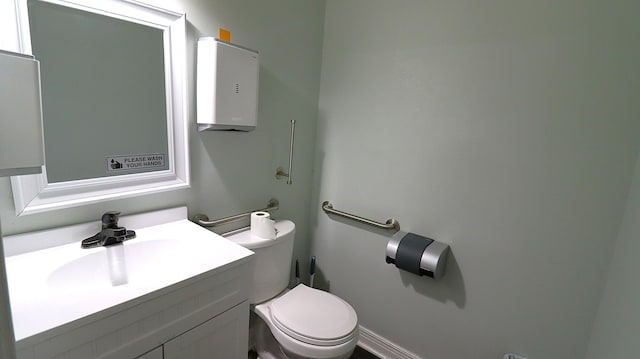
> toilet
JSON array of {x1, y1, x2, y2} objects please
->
[{"x1": 225, "y1": 220, "x2": 359, "y2": 359}]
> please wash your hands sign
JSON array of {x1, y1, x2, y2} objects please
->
[{"x1": 106, "y1": 154, "x2": 166, "y2": 173}]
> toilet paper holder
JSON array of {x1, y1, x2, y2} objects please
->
[{"x1": 385, "y1": 231, "x2": 450, "y2": 280}]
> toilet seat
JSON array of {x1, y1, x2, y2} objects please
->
[{"x1": 269, "y1": 285, "x2": 358, "y2": 346}]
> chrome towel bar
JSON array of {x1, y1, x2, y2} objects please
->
[
  {"x1": 321, "y1": 201, "x2": 400, "y2": 231},
  {"x1": 192, "y1": 198, "x2": 279, "y2": 227}
]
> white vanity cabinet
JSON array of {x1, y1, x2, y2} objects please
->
[
  {"x1": 135, "y1": 301, "x2": 249, "y2": 359},
  {"x1": 163, "y1": 301, "x2": 249, "y2": 358},
  {"x1": 14, "y1": 264, "x2": 251, "y2": 359},
  {"x1": 5, "y1": 209, "x2": 254, "y2": 359}
]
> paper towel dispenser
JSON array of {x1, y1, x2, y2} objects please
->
[
  {"x1": 197, "y1": 38, "x2": 259, "y2": 131},
  {"x1": 385, "y1": 231, "x2": 450, "y2": 280}
]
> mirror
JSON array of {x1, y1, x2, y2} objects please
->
[
  {"x1": 6, "y1": 0, "x2": 189, "y2": 215},
  {"x1": 29, "y1": 0, "x2": 170, "y2": 183}
]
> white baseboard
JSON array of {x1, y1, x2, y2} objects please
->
[{"x1": 357, "y1": 325, "x2": 422, "y2": 359}]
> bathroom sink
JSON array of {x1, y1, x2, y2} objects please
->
[
  {"x1": 4, "y1": 208, "x2": 254, "y2": 342},
  {"x1": 46, "y1": 239, "x2": 193, "y2": 290}
]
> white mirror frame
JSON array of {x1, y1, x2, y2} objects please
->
[{"x1": 6, "y1": 0, "x2": 190, "y2": 216}]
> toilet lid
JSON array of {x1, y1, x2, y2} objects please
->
[{"x1": 270, "y1": 285, "x2": 358, "y2": 346}]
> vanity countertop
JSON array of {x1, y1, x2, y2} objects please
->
[{"x1": 3, "y1": 207, "x2": 253, "y2": 343}]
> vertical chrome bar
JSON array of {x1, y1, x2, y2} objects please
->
[
  {"x1": 276, "y1": 119, "x2": 296, "y2": 184},
  {"x1": 285, "y1": 119, "x2": 296, "y2": 184}
]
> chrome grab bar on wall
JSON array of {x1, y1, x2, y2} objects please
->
[
  {"x1": 276, "y1": 119, "x2": 296, "y2": 184},
  {"x1": 321, "y1": 201, "x2": 400, "y2": 231},
  {"x1": 192, "y1": 199, "x2": 279, "y2": 227}
]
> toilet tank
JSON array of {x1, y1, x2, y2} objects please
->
[{"x1": 225, "y1": 220, "x2": 295, "y2": 303}]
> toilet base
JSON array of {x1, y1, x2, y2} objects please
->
[
  {"x1": 250, "y1": 311, "x2": 355, "y2": 359},
  {"x1": 251, "y1": 313, "x2": 288, "y2": 359}
]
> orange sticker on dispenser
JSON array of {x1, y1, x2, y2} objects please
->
[{"x1": 219, "y1": 28, "x2": 231, "y2": 42}]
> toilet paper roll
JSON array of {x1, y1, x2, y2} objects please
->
[
  {"x1": 251, "y1": 211, "x2": 277, "y2": 239},
  {"x1": 395, "y1": 233, "x2": 433, "y2": 275}
]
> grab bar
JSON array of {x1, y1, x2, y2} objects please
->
[
  {"x1": 192, "y1": 198, "x2": 279, "y2": 227},
  {"x1": 276, "y1": 119, "x2": 296, "y2": 184},
  {"x1": 321, "y1": 201, "x2": 400, "y2": 231}
]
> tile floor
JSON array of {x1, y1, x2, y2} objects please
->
[{"x1": 350, "y1": 346, "x2": 379, "y2": 358}]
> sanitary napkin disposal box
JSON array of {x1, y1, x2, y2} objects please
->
[
  {"x1": 197, "y1": 38, "x2": 259, "y2": 131},
  {"x1": 0, "y1": 50, "x2": 44, "y2": 176}
]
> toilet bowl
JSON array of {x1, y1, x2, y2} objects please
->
[
  {"x1": 225, "y1": 220, "x2": 359, "y2": 359},
  {"x1": 254, "y1": 284, "x2": 358, "y2": 359}
]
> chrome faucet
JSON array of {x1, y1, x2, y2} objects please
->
[{"x1": 81, "y1": 211, "x2": 136, "y2": 248}]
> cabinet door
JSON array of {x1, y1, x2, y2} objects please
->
[
  {"x1": 164, "y1": 301, "x2": 249, "y2": 359},
  {"x1": 135, "y1": 346, "x2": 163, "y2": 359}
]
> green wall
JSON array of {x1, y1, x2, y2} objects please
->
[
  {"x1": 311, "y1": 1, "x2": 640, "y2": 358},
  {"x1": 587, "y1": 153, "x2": 640, "y2": 358}
]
